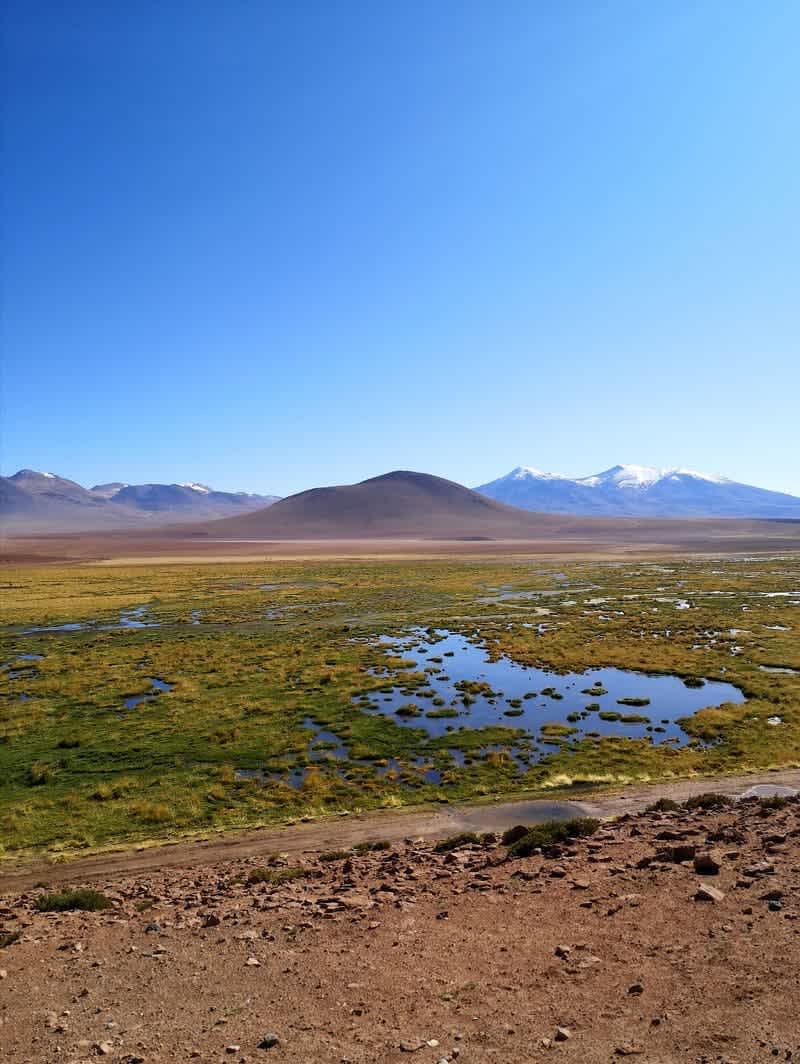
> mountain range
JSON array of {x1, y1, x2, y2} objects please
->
[
  {"x1": 0, "y1": 470, "x2": 279, "y2": 533},
  {"x1": 3, "y1": 463, "x2": 800, "y2": 537},
  {"x1": 475, "y1": 464, "x2": 800, "y2": 519},
  {"x1": 201, "y1": 470, "x2": 800, "y2": 548}
]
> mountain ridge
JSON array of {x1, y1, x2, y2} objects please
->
[
  {"x1": 475, "y1": 463, "x2": 800, "y2": 518},
  {"x1": 0, "y1": 470, "x2": 280, "y2": 533}
]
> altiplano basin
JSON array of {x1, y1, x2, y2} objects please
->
[{"x1": 356, "y1": 629, "x2": 746, "y2": 746}]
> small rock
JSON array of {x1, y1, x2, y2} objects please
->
[
  {"x1": 554, "y1": 1027, "x2": 571, "y2": 1042},
  {"x1": 694, "y1": 884, "x2": 725, "y2": 903},
  {"x1": 693, "y1": 851, "x2": 721, "y2": 875},
  {"x1": 144, "y1": 921, "x2": 162, "y2": 934},
  {"x1": 627, "y1": 983, "x2": 644, "y2": 995},
  {"x1": 554, "y1": 944, "x2": 572, "y2": 959},
  {"x1": 399, "y1": 1039, "x2": 425, "y2": 1052},
  {"x1": 615, "y1": 1045, "x2": 644, "y2": 1056},
  {"x1": 257, "y1": 1033, "x2": 280, "y2": 1050},
  {"x1": 225, "y1": 1047, "x2": 240, "y2": 1055},
  {"x1": 246, "y1": 956, "x2": 261, "y2": 967},
  {"x1": 761, "y1": 889, "x2": 784, "y2": 901}
]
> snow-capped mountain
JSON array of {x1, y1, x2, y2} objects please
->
[
  {"x1": 475, "y1": 464, "x2": 800, "y2": 518},
  {"x1": 0, "y1": 470, "x2": 281, "y2": 532}
]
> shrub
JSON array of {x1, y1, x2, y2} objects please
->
[
  {"x1": 35, "y1": 889, "x2": 113, "y2": 913},
  {"x1": 352, "y1": 839, "x2": 391, "y2": 854},
  {"x1": 501, "y1": 824, "x2": 530, "y2": 846},
  {"x1": 757, "y1": 794, "x2": 796, "y2": 814},
  {"x1": 684, "y1": 792, "x2": 732, "y2": 811},
  {"x1": 0, "y1": 930, "x2": 21, "y2": 948},
  {"x1": 683, "y1": 677, "x2": 706, "y2": 688},
  {"x1": 506, "y1": 817, "x2": 600, "y2": 858},
  {"x1": 617, "y1": 697, "x2": 651, "y2": 707},
  {"x1": 319, "y1": 850, "x2": 350, "y2": 862},
  {"x1": 646, "y1": 797, "x2": 680, "y2": 813},
  {"x1": 246, "y1": 866, "x2": 307, "y2": 886},
  {"x1": 434, "y1": 832, "x2": 480, "y2": 853}
]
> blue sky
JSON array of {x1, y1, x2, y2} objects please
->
[{"x1": 3, "y1": 1, "x2": 799, "y2": 497}]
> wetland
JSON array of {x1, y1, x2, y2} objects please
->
[{"x1": 1, "y1": 555, "x2": 798, "y2": 856}]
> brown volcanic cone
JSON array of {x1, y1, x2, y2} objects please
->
[{"x1": 205, "y1": 470, "x2": 573, "y2": 539}]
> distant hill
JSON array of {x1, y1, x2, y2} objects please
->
[
  {"x1": 205, "y1": 470, "x2": 630, "y2": 540},
  {"x1": 475, "y1": 464, "x2": 800, "y2": 518},
  {"x1": 0, "y1": 470, "x2": 280, "y2": 533}
]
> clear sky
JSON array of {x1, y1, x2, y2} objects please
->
[{"x1": 3, "y1": 1, "x2": 799, "y2": 497}]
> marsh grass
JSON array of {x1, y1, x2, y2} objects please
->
[{"x1": 1, "y1": 556, "x2": 798, "y2": 855}]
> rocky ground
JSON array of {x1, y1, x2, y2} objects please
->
[{"x1": 1, "y1": 795, "x2": 799, "y2": 1063}]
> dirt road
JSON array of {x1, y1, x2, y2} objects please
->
[{"x1": 2, "y1": 767, "x2": 798, "y2": 893}]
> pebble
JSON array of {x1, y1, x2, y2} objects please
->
[
  {"x1": 554, "y1": 1026, "x2": 572, "y2": 1041},
  {"x1": 246, "y1": 956, "x2": 261, "y2": 966},
  {"x1": 258, "y1": 1032, "x2": 280, "y2": 1050}
]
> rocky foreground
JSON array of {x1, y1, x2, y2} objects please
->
[{"x1": 1, "y1": 795, "x2": 799, "y2": 1063}]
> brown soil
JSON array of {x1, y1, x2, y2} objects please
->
[
  {"x1": 3, "y1": 527, "x2": 800, "y2": 567},
  {"x1": 2, "y1": 781, "x2": 799, "y2": 1063}
]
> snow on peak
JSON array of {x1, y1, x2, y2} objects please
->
[
  {"x1": 37, "y1": 471, "x2": 57, "y2": 479},
  {"x1": 179, "y1": 482, "x2": 211, "y2": 494},
  {"x1": 577, "y1": 464, "x2": 729, "y2": 490},
  {"x1": 508, "y1": 466, "x2": 568, "y2": 482}
]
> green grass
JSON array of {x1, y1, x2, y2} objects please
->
[
  {"x1": 506, "y1": 817, "x2": 601, "y2": 858},
  {"x1": 434, "y1": 831, "x2": 481, "y2": 852},
  {"x1": 1, "y1": 556, "x2": 799, "y2": 856},
  {"x1": 34, "y1": 888, "x2": 113, "y2": 912}
]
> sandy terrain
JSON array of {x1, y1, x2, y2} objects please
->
[
  {"x1": 3, "y1": 526, "x2": 800, "y2": 567},
  {"x1": 2, "y1": 779, "x2": 799, "y2": 1063}
]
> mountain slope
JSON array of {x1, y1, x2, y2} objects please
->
[
  {"x1": 476, "y1": 464, "x2": 800, "y2": 518},
  {"x1": 0, "y1": 471, "x2": 280, "y2": 533},
  {"x1": 205, "y1": 470, "x2": 629, "y2": 540}
]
